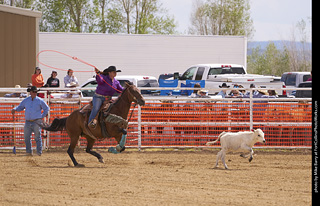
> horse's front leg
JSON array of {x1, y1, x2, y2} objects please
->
[
  {"x1": 116, "y1": 132, "x2": 127, "y2": 152},
  {"x1": 108, "y1": 131, "x2": 127, "y2": 154}
]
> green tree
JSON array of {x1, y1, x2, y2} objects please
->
[
  {"x1": 34, "y1": 0, "x2": 97, "y2": 32},
  {"x1": 31, "y1": 0, "x2": 176, "y2": 34},
  {"x1": 247, "y1": 42, "x2": 290, "y2": 76},
  {"x1": 117, "y1": 0, "x2": 177, "y2": 34},
  {"x1": 0, "y1": 0, "x2": 33, "y2": 7},
  {"x1": 189, "y1": 0, "x2": 254, "y2": 38},
  {"x1": 248, "y1": 18, "x2": 311, "y2": 76}
]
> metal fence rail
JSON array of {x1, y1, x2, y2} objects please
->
[{"x1": 0, "y1": 88, "x2": 312, "y2": 150}]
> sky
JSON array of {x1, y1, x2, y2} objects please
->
[{"x1": 161, "y1": 0, "x2": 312, "y2": 42}]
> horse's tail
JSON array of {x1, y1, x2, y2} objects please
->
[
  {"x1": 42, "y1": 117, "x2": 67, "y2": 131},
  {"x1": 206, "y1": 131, "x2": 226, "y2": 146}
]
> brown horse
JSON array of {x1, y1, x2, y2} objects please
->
[{"x1": 43, "y1": 83, "x2": 145, "y2": 167}]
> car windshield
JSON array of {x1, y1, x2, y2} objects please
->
[
  {"x1": 180, "y1": 67, "x2": 197, "y2": 80},
  {"x1": 208, "y1": 67, "x2": 245, "y2": 75},
  {"x1": 303, "y1": 75, "x2": 311, "y2": 82},
  {"x1": 281, "y1": 74, "x2": 296, "y2": 86}
]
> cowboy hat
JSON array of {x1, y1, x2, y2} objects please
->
[
  {"x1": 257, "y1": 89, "x2": 268, "y2": 95},
  {"x1": 27, "y1": 86, "x2": 40, "y2": 92},
  {"x1": 219, "y1": 83, "x2": 230, "y2": 88},
  {"x1": 197, "y1": 89, "x2": 209, "y2": 95},
  {"x1": 103, "y1": 66, "x2": 121, "y2": 74}
]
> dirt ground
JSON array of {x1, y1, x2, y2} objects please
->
[{"x1": 0, "y1": 149, "x2": 312, "y2": 206}]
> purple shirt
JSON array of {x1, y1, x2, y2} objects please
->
[{"x1": 95, "y1": 74, "x2": 124, "y2": 96}]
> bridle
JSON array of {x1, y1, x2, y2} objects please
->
[{"x1": 119, "y1": 85, "x2": 144, "y2": 123}]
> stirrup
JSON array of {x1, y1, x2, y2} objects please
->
[{"x1": 88, "y1": 119, "x2": 97, "y2": 129}]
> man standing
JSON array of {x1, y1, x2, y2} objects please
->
[{"x1": 12, "y1": 86, "x2": 50, "y2": 156}]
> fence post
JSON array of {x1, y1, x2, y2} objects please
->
[
  {"x1": 249, "y1": 88, "x2": 253, "y2": 130},
  {"x1": 138, "y1": 105, "x2": 142, "y2": 151},
  {"x1": 45, "y1": 92, "x2": 50, "y2": 148}
]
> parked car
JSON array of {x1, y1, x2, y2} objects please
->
[
  {"x1": 81, "y1": 75, "x2": 159, "y2": 97},
  {"x1": 280, "y1": 72, "x2": 311, "y2": 95}
]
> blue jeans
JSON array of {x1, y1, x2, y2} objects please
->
[
  {"x1": 24, "y1": 119, "x2": 42, "y2": 154},
  {"x1": 88, "y1": 94, "x2": 106, "y2": 124}
]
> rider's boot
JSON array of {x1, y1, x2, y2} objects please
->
[{"x1": 88, "y1": 119, "x2": 97, "y2": 129}]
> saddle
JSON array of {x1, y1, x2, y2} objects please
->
[
  {"x1": 80, "y1": 99, "x2": 112, "y2": 115},
  {"x1": 80, "y1": 100, "x2": 128, "y2": 140}
]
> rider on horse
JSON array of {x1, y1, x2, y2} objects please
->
[{"x1": 88, "y1": 66, "x2": 124, "y2": 128}]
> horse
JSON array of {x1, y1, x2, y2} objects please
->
[{"x1": 42, "y1": 82, "x2": 145, "y2": 167}]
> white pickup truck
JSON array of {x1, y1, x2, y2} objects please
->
[{"x1": 174, "y1": 64, "x2": 286, "y2": 95}]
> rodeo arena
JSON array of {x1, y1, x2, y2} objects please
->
[{"x1": 0, "y1": 4, "x2": 316, "y2": 206}]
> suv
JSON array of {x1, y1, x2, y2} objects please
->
[{"x1": 81, "y1": 75, "x2": 159, "y2": 97}]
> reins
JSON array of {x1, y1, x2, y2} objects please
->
[
  {"x1": 116, "y1": 86, "x2": 138, "y2": 123},
  {"x1": 127, "y1": 103, "x2": 137, "y2": 123}
]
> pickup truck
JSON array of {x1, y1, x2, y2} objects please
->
[
  {"x1": 174, "y1": 64, "x2": 286, "y2": 95},
  {"x1": 280, "y1": 72, "x2": 311, "y2": 95}
]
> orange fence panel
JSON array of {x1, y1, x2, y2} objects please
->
[{"x1": 0, "y1": 99, "x2": 312, "y2": 150}]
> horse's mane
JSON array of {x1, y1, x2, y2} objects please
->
[{"x1": 112, "y1": 85, "x2": 130, "y2": 106}]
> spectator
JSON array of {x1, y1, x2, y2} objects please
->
[
  {"x1": 64, "y1": 69, "x2": 79, "y2": 88},
  {"x1": 268, "y1": 90, "x2": 278, "y2": 98},
  {"x1": 4, "y1": 85, "x2": 27, "y2": 98},
  {"x1": 31, "y1": 67, "x2": 44, "y2": 88},
  {"x1": 188, "y1": 83, "x2": 201, "y2": 98},
  {"x1": 246, "y1": 89, "x2": 271, "y2": 103},
  {"x1": 229, "y1": 84, "x2": 243, "y2": 97},
  {"x1": 245, "y1": 83, "x2": 259, "y2": 96},
  {"x1": 46, "y1": 70, "x2": 60, "y2": 87},
  {"x1": 307, "y1": 70, "x2": 312, "y2": 81},
  {"x1": 197, "y1": 89, "x2": 211, "y2": 98},
  {"x1": 60, "y1": 82, "x2": 80, "y2": 98},
  {"x1": 217, "y1": 83, "x2": 230, "y2": 98},
  {"x1": 11, "y1": 86, "x2": 50, "y2": 156}
]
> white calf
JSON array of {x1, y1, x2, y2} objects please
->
[{"x1": 206, "y1": 129, "x2": 266, "y2": 169}]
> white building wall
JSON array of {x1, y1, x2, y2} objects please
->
[{"x1": 39, "y1": 33, "x2": 246, "y2": 86}]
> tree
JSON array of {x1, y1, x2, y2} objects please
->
[
  {"x1": 0, "y1": 0, "x2": 33, "y2": 7},
  {"x1": 29, "y1": 0, "x2": 176, "y2": 34},
  {"x1": 118, "y1": 0, "x2": 134, "y2": 34},
  {"x1": 34, "y1": 0, "x2": 97, "y2": 32},
  {"x1": 282, "y1": 18, "x2": 312, "y2": 72},
  {"x1": 248, "y1": 18, "x2": 311, "y2": 76},
  {"x1": 247, "y1": 42, "x2": 290, "y2": 76},
  {"x1": 117, "y1": 0, "x2": 177, "y2": 34},
  {"x1": 189, "y1": 0, "x2": 254, "y2": 38}
]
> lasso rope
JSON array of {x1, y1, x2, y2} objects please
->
[
  {"x1": 36, "y1": 50, "x2": 122, "y2": 93},
  {"x1": 36, "y1": 50, "x2": 94, "y2": 72}
]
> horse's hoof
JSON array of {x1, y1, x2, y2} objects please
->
[
  {"x1": 75, "y1": 164, "x2": 85, "y2": 168},
  {"x1": 99, "y1": 158, "x2": 105, "y2": 163},
  {"x1": 120, "y1": 146, "x2": 126, "y2": 153},
  {"x1": 116, "y1": 145, "x2": 126, "y2": 153},
  {"x1": 108, "y1": 147, "x2": 119, "y2": 154}
]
